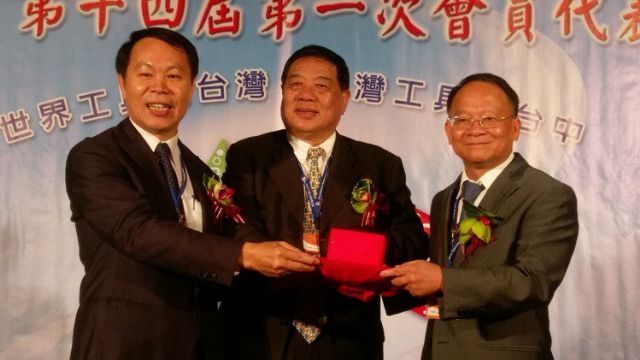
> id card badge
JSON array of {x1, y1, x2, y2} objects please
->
[
  {"x1": 302, "y1": 232, "x2": 321, "y2": 255},
  {"x1": 425, "y1": 304, "x2": 440, "y2": 319}
]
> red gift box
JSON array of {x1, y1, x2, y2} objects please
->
[{"x1": 319, "y1": 228, "x2": 397, "y2": 301}]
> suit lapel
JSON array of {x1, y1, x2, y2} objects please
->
[
  {"x1": 114, "y1": 120, "x2": 176, "y2": 216},
  {"x1": 478, "y1": 153, "x2": 527, "y2": 216},
  {"x1": 115, "y1": 119, "x2": 160, "y2": 178},
  {"x1": 267, "y1": 134, "x2": 305, "y2": 228},
  {"x1": 436, "y1": 180, "x2": 462, "y2": 267},
  {"x1": 319, "y1": 135, "x2": 359, "y2": 235}
]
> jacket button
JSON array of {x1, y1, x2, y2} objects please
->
[{"x1": 200, "y1": 272, "x2": 218, "y2": 280}]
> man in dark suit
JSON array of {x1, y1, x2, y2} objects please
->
[
  {"x1": 65, "y1": 28, "x2": 318, "y2": 360},
  {"x1": 222, "y1": 45, "x2": 428, "y2": 359},
  {"x1": 381, "y1": 73, "x2": 579, "y2": 360}
]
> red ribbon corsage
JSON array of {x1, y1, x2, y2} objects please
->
[
  {"x1": 350, "y1": 178, "x2": 389, "y2": 228},
  {"x1": 203, "y1": 175, "x2": 245, "y2": 224}
]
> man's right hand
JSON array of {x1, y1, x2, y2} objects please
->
[{"x1": 238, "y1": 241, "x2": 320, "y2": 277}]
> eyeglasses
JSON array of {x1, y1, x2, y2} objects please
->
[{"x1": 447, "y1": 115, "x2": 514, "y2": 129}]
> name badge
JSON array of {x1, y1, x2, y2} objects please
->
[
  {"x1": 425, "y1": 304, "x2": 440, "y2": 320},
  {"x1": 303, "y1": 232, "x2": 320, "y2": 255}
]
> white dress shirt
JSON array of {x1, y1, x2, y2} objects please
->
[{"x1": 288, "y1": 132, "x2": 337, "y2": 176}]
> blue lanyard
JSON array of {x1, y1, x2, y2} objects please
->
[
  {"x1": 447, "y1": 194, "x2": 462, "y2": 267},
  {"x1": 298, "y1": 157, "x2": 331, "y2": 223},
  {"x1": 169, "y1": 157, "x2": 188, "y2": 220}
]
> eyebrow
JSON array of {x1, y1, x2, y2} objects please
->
[
  {"x1": 287, "y1": 73, "x2": 333, "y2": 83},
  {"x1": 132, "y1": 62, "x2": 186, "y2": 72}
]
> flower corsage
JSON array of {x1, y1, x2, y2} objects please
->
[
  {"x1": 453, "y1": 201, "x2": 499, "y2": 259},
  {"x1": 203, "y1": 174, "x2": 245, "y2": 224},
  {"x1": 350, "y1": 178, "x2": 389, "y2": 228}
]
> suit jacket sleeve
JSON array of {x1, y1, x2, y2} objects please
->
[
  {"x1": 66, "y1": 134, "x2": 242, "y2": 286},
  {"x1": 436, "y1": 170, "x2": 578, "y2": 319},
  {"x1": 222, "y1": 141, "x2": 269, "y2": 242},
  {"x1": 380, "y1": 154, "x2": 429, "y2": 266},
  {"x1": 375, "y1": 152, "x2": 430, "y2": 314}
]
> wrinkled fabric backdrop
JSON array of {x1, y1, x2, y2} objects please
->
[{"x1": 0, "y1": 1, "x2": 638, "y2": 359}]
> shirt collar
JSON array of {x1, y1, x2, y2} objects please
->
[
  {"x1": 129, "y1": 118, "x2": 181, "y2": 163},
  {"x1": 288, "y1": 132, "x2": 336, "y2": 163},
  {"x1": 459, "y1": 153, "x2": 515, "y2": 197}
]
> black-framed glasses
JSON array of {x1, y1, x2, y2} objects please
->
[{"x1": 447, "y1": 115, "x2": 514, "y2": 129}]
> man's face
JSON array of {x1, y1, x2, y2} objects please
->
[
  {"x1": 117, "y1": 37, "x2": 195, "y2": 141},
  {"x1": 445, "y1": 81, "x2": 521, "y2": 177},
  {"x1": 281, "y1": 56, "x2": 350, "y2": 145}
]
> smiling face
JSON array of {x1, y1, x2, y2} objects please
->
[
  {"x1": 445, "y1": 80, "x2": 521, "y2": 179},
  {"x1": 117, "y1": 37, "x2": 195, "y2": 141},
  {"x1": 281, "y1": 56, "x2": 350, "y2": 146}
]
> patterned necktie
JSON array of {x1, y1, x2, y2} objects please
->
[
  {"x1": 155, "y1": 143, "x2": 185, "y2": 224},
  {"x1": 301, "y1": 147, "x2": 324, "y2": 254},
  {"x1": 294, "y1": 147, "x2": 325, "y2": 344}
]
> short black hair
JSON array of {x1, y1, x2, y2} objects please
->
[
  {"x1": 280, "y1": 45, "x2": 350, "y2": 91},
  {"x1": 115, "y1": 27, "x2": 199, "y2": 81},
  {"x1": 447, "y1": 73, "x2": 519, "y2": 116}
]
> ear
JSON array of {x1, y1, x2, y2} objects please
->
[
  {"x1": 445, "y1": 121, "x2": 454, "y2": 145},
  {"x1": 188, "y1": 79, "x2": 195, "y2": 106},
  {"x1": 511, "y1": 117, "x2": 521, "y2": 141},
  {"x1": 340, "y1": 89, "x2": 350, "y2": 114},
  {"x1": 117, "y1": 75, "x2": 126, "y2": 100}
]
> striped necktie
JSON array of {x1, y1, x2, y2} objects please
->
[{"x1": 155, "y1": 143, "x2": 185, "y2": 224}]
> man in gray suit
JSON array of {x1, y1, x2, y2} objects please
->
[{"x1": 381, "y1": 73, "x2": 578, "y2": 360}]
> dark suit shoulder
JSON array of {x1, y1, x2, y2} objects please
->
[
  {"x1": 228, "y1": 130, "x2": 288, "y2": 161},
  {"x1": 334, "y1": 135, "x2": 405, "y2": 179},
  {"x1": 69, "y1": 122, "x2": 116, "y2": 152},
  {"x1": 231, "y1": 130, "x2": 286, "y2": 149},
  {"x1": 69, "y1": 119, "x2": 136, "y2": 154},
  {"x1": 68, "y1": 120, "x2": 156, "y2": 172},
  {"x1": 338, "y1": 134, "x2": 401, "y2": 161}
]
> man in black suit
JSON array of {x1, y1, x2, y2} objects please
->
[
  {"x1": 381, "y1": 73, "x2": 579, "y2": 360},
  {"x1": 222, "y1": 45, "x2": 428, "y2": 359},
  {"x1": 65, "y1": 28, "x2": 318, "y2": 360}
]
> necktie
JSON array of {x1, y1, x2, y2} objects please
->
[
  {"x1": 294, "y1": 147, "x2": 325, "y2": 344},
  {"x1": 460, "y1": 180, "x2": 485, "y2": 222},
  {"x1": 301, "y1": 147, "x2": 324, "y2": 254},
  {"x1": 462, "y1": 180, "x2": 485, "y2": 204},
  {"x1": 155, "y1": 143, "x2": 185, "y2": 224}
]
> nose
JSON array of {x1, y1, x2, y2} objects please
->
[
  {"x1": 469, "y1": 119, "x2": 484, "y2": 128},
  {"x1": 465, "y1": 119, "x2": 487, "y2": 134},
  {"x1": 295, "y1": 84, "x2": 316, "y2": 101},
  {"x1": 151, "y1": 75, "x2": 169, "y2": 93}
]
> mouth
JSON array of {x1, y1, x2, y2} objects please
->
[
  {"x1": 147, "y1": 102, "x2": 172, "y2": 114},
  {"x1": 465, "y1": 141, "x2": 490, "y2": 146},
  {"x1": 294, "y1": 108, "x2": 318, "y2": 118}
]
